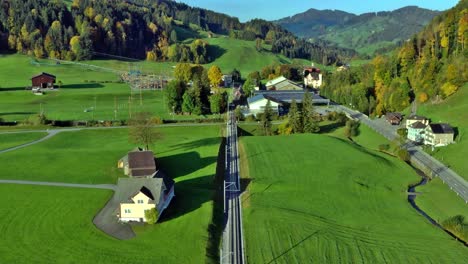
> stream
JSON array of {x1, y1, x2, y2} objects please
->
[{"x1": 407, "y1": 165, "x2": 468, "y2": 246}]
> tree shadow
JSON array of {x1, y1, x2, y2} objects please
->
[
  {"x1": 0, "y1": 87, "x2": 28, "y2": 91},
  {"x1": 60, "y1": 83, "x2": 105, "y2": 89},
  {"x1": 0, "y1": 111, "x2": 36, "y2": 116},
  {"x1": 453, "y1": 127, "x2": 459, "y2": 140},
  {"x1": 168, "y1": 137, "x2": 221, "y2": 152},
  {"x1": 157, "y1": 151, "x2": 217, "y2": 179},
  {"x1": 207, "y1": 45, "x2": 227, "y2": 61},
  {"x1": 319, "y1": 121, "x2": 344, "y2": 134},
  {"x1": 237, "y1": 126, "x2": 253, "y2": 137}
]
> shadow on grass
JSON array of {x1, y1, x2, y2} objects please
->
[
  {"x1": 0, "y1": 87, "x2": 28, "y2": 92},
  {"x1": 0, "y1": 111, "x2": 36, "y2": 116},
  {"x1": 206, "y1": 45, "x2": 227, "y2": 61},
  {"x1": 168, "y1": 137, "x2": 221, "y2": 151},
  {"x1": 333, "y1": 136, "x2": 394, "y2": 167},
  {"x1": 319, "y1": 121, "x2": 344, "y2": 134},
  {"x1": 60, "y1": 83, "x2": 105, "y2": 89},
  {"x1": 157, "y1": 151, "x2": 217, "y2": 179},
  {"x1": 237, "y1": 126, "x2": 254, "y2": 137}
]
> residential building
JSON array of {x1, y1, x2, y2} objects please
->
[
  {"x1": 303, "y1": 67, "x2": 322, "y2": 88},
  {"x1": 222, "y1": 74, "x2": 233, "y2": 87},
  {"x1": 118, "y1": 149, "x2": 157, "y2": 177},
  {"x1": 385, "y1": 112, "x2": 403, "y2": 125},
  {"x1": 31, "y1": 72, "x2": 56, "y2": 89},
  {"x1": 117, "y1": 172, "x2": 175, "y2": 223},
  {"x1": 406, "y1": 115, "x2": 429, "y2": 129},
  {"x1": 424, "y1": 123, "x2": 455, "y2": 147},
  {"x1": 265, "y1": 76, "x2": 303, "y2": 91},
  {"x1": 407, "y1": 121, "x2": 427, "y2": 143}
]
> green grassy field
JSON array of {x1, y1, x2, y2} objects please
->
[
  {"x1": 0, "y1": 184, "x2": 214, "y2": 263},
  {"x1": 0, "y1": 125, "x2": 221, "y2": 263},
  {"x1": 417, "y1": 83, "x2": 468, "y2": 180},
  {"x1": 240, "y1": 134, "x2": 468, "y2": 263},
  {"x1": 0, "y1": 132, "x2": 47, "y2": 150},
  {"x1": 417, "y1": 178, "x2": 468, "y2": 223},
  {"x1": 0, "y1": 126, "x2": 222, "y2": 184}
]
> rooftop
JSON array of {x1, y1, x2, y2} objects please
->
[
  {"x1": 409, "y1": 121, "x2": 427, "y2": 129},
  {"x1": 428, "y1": 123, "x2": 454, "y2": 134},
  {"x1": 116, "y1": 171, "x2": 174, "y2": 205}
]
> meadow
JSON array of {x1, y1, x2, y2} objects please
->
[
  {"x1": 0, "y1": 125, "x2": 222, "y2": 263},
  {"x1": 417, "y1": 83, "x2": 468, "y2": 180},
  {"x1": 0, "y1": 132, "x2": 47, "y2": 150},
  {"x1": 239, "y1": 134, "x2": 468, "y2": 263}
]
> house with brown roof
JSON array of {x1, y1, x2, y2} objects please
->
[
  {"x1": 31, "y1": 72, "x2": 56, "y2": 89},
  {"x1": 385, "y1": 112, "x2": 403, "y2": 125},
  {"x1": 424, "y1": 123, "x2": 455, "y2": 147},
  {"x1": 117, "y1": 171, "x2": 175, "y2": 223},
  {"x1": 118, "y1": 148, "x2": 156, "y2": 177}
]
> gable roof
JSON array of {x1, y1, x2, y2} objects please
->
[
  {"x1": 247, "y1": 94, "x2": 266, "y2": 104},
  {"x1": 409, "y1": 121, "x2": 427, "y2": 129},
  {"x1": 386, "y1": 112, "x2": 403, "y2": 120},
  {"x1": 407, "y1": 115, "x2": 427, "y2": 121},
  {"x1": 31, "y1": 72, "x2": 56, "y2": 79},
  {"x1": 265, "y1": 76, "x2": 287, "y2": 87},
  {"x1": 254, "y1": 90, "x2": 328, "y2": 104},
  {"x1": 127, "y1": 151, "x2": 156, "y2": 170},
  {"x1": 116, "y1": 171, "x2": 174, "y2": 205},
  {"x1": 428, "y1": 123, "x2": 454, "y2": 134}
]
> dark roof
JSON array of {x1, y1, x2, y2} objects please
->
[
  {"x1": 409, "y1": 121, "x2": 427, "y2": 129},
  {"x1": 386, "y1": 112, "x2": 403, "y2": 120},
  {"x1": 139, "y1": 186, "x2": 154, "y2": 200},
  {"x1": 428, "y1": 123, "x2": 454, "y2": 134},
  {"x1": 407, "y1": 115, "x2": 427, "y2": 121},
  {"x1": 247, "y1": 94, "x2": 266, "y2": 104},
  {"x1": 116, "y1": 171, "x2": 174, "y2": 205},
  {"x1": 31, "y1": 72, "x2": 56, "y2": 79},
  {"x1": 254, "y1": 90, "x2": 328, "y2": 104},
  {"x1": 127, "y1": 151, "x2": 156, "y2": 170}
]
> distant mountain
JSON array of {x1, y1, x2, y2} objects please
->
[{"x1": 275, "y1": 6, "x2": 440, "y2": 55}]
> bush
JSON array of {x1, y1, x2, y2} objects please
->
[
  {"x1": 397, "y1": 128, "x2": 408, "y2": 137},
  {"x1": 378, "y1": 144, "x2": 390, "y2": 152},
  {"x1": 24, "y1": 114, "x2": 48, "y2": 126},
  {"x1": 344, "y1": 120, "x2": 360, "y2": 138},
  {"x1": 144, "y1": 208, "x2": 158, "y2": 224},
  {"x1": 396, "y1": 148, "x2": 410, "y2": 162},
  {"x1": 245, "y1": 115, "x2": 256, "y2": 122},
  {"x1": 442, "y1": 215, "x2": 468, "y2": 242}
]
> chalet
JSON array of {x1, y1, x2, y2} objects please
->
[
  {"x1": 265, "y1": 76, "x2": 303, "y2": 91},
  {"x1": 424, "y1": 123, "x2": 455, "y2": 147},
  {"x1": 406, "y1": 115, "x2": 429, "y2": 129},
  {"x1": 303, "y1": 67, "x2": 322, "y2": 88},
  {"x1": 407, "y1": 121, "x2": 427, "y2": 143},
  {"x1": 118, "y1": 148, "x2": 157, "y2": 178},
  {"x1": 31, "y1": 72, "x2": 56, "y2": 89},
  {"x1": 385, "y1": 112, "x2": 403, "y2": 125},
  {"x1": 117, "y1": 172, "x2": 175, "y2": 223}
]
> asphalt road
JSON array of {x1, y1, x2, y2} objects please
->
[
  {"x1": 221, "y1": 111, "x2": 245, "y2": 264},
  {"x1": 334, "y1": 104, "x2": 468, "y2": 203},
  {"x1": 0, "y1": 179, "x2": 116, "y2": 190}
]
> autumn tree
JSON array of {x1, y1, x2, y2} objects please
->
[{"x1": 208, "y1": 65, "x2": 223, "y2": 88}]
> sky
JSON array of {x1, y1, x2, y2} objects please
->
[{"x1": 176, "y1": 0, "x2": 460, "y2": 22}]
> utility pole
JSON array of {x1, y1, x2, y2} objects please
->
[
  {"x1": 114, "y1": 96, "x2": 117, "y2": 120},
  {"x1": 128, "y1": 96, "x2": 132, "y2": 119}
]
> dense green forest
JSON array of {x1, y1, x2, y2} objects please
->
[
  {"x1": 0, "y1": 0, "x2": 355, "y2": 65},
  {"x1": 276, "y1": 6, "x2": 440, "y2": 55},
  {"x1": 321, "y1": 0, "x2": 468, "y2": 116}
]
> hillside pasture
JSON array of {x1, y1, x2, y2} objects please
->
[
  {"x1": 240, "y1": 134, "x2": 468, "y2": 263},
  {"x1": 0, "y1": 132, "x2": 47, "y2": 150}
]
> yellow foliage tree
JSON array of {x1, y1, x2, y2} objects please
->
[
  {"x1": 418, "y1": 92, "x2": 429, "y2": 103},
  {"x1": 146, "y1": 51, "x2": 157, "y2": 61},
  {"x1": 208, "y1": 65, "x2": 223, "y2": 87},
  {"x1": 441, "y1": 82, "x2": 458, "y2": 98}
]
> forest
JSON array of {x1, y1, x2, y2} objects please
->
[
  {"x1": 0, "y1": 0, "x2": 354, "y2": 65},
  {"x1": 321, "y1": 0, "x2": 468, "y2": 116}
]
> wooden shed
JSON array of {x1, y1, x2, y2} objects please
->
[{"x1": 31, "y1": 72, "x2": 56, "y2": 89}]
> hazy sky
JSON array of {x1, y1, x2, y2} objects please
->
[{"x1": 177, "y1": 0, "x2": 460, "y2": 22}]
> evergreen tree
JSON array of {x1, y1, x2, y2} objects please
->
[
  {"x1": 259, "y1": 100, "x2": 273, "y2": 136},
  {"x1": 288, "y1": 99, "x2": 302, "y2": 133},
  {"x1": 302, "y1": 91, "x2": 320, "y2": 133}
]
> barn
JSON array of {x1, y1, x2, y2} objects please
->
[{"x1": 31, "y1": 72, "x2": 56, "y2": 89}]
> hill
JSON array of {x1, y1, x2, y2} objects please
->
[
  {"x1": 0, "y1": 0, "x2": 354, "y2": 65},
  {"x1": 240, "y1": 134, "x2": 468, "y2": 263},
  {"x1": 276, "y1": 6, "x2": 440, "y2": 55}
]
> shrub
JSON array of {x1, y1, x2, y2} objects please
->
[
  {"x1": 397, "y1": 128, "x2": 408, "y2": 137},
  {"x1": 144, "y1": 208, "x2": 158, "y2": 224},
  {"x1": 245, "y1": 115, "x2": 256, "y2": 122},
  {"x1": 378, "y1": 144, "x2": 390, "y2": 151},
  {"x1": 396, "y1": 148, "x2": 410, "y2": 162}
]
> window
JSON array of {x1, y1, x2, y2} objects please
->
[
  {"x1": 137, "y1": 200, "x2": 144, "y2": 204},
  {"x1": 124, "y1": 209, "x2": 131, "y2": 214}
]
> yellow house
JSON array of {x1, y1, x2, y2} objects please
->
[{"x1": 116, "y1": 173, "x2": 175, "y2": 223}]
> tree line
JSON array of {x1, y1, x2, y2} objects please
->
[{"x1": 322, "y1": 0, "x2": 468, "y2": 116}]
